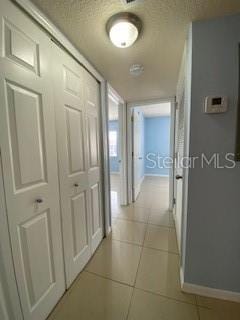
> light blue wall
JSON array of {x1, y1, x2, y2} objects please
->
[
  {"x1": 144, "y1": 116, "x2": 170, "y2": 176},
  {"x1": 184, "y1": 14, "x2": 240, "y2": 293},
  {"x1": 109, "y1": 120, "x2": 119, "y2": 173}
]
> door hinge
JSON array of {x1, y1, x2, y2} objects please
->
[{"x1": 173, "y1": 198, "x2": 176, "y2": 205}]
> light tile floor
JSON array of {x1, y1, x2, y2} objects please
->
[{"x1": 48, "y1": 176, "x2": 240, "y2": 320}]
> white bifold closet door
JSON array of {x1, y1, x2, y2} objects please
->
[
  {"x1": 52, "y1": 43, "x2": 103, "y2": 287},
  {"x1": 0, "y1": 1, "x2": 65, "y2": 320}
]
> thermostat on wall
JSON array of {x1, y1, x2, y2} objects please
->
[{"x1": 204, "y1": 96, "x2": 228, "y2": 114}]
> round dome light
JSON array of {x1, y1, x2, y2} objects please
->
[{"x1": 106, "y1": 13, "x2": 142, "y2": 48}]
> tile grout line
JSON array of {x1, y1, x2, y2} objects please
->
[
  {"x1": 134, "y1": 286, "x2": 199, "y2": 307},
  {"x1": 196, "y1": 305, "x2": 201, "y2": 320},
  {"x1": 103, "y1": 182, "x2": 199, "y2": 313},
  {"x1": 134, "y1": 186, "x2": 199, "y2": 310},
  {"x1": 113, "y1": 216, "x2": 149, "y2": 225},
  {"x1": 132, "y1": 192, "x2": 198, "y2": 307},
  {"x1": 110, "y1": 236, "x2": 180, "y2": 256},
  {"x1": 125, "y1": 213, "x2": 149, "y2": 320},
  {"x1": 110, "y1": 180, "x2": 199, "y2": 314},
  {"x1": 143, "y1": 245, "x2": 179, "y2": 255},
  {"x1": 110, "y1": 237, "x2": 143, "y2": 248},
  {"x1": 85, "y1": 268, "x2": 199, "y2": 307},
  {"x1": 113, "y1": 215, "x2": 175, "y2": 228},
  {"x1": 84, "y1": 269, "x2": 134, "y2": 288},
  {"x1": 125, "y1": 285, "x2": 135, "y2": 320},
  {"x1": 133, "y1": 222, "x2": 148, "y2": 287}
]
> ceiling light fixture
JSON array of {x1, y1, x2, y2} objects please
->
[{"x1": 106, "y1": 12, "x2": 142, "y2": 48}]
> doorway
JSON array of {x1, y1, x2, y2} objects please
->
[
  {"x1": 128, "y1": 100, "x2": 175, "y2": 210},
  {"x1": 107, "y1": 86, "x2": 127, "y2": 221}
]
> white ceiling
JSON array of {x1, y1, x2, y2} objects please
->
[
  {"x1": 32, "y1": 0, "x2": 240, "y2": 102},
  {"x1": 140, "y1": 102, "x2": 171, "y2": 118}
]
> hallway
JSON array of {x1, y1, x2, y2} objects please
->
[
  {"x1": 47, "y1": 177, "x2": 240, "y2": 320},
  {"x1": 2, "y1": 1, "x2": 240, "y2": 319}
]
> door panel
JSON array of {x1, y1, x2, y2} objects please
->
[
  {"x1": 63, "y1": 66, "x2": 83, "y2": 98},
  {"x1": 52, "y1": 45, "x2": 93, "y2": 287},
  {"x1": 0, "y1": 1, "x2": 65, "y2": 319},
  {"x1": 85, "y1": 71, "x2": 103, "y2": 253},
  {"x1": 19, "y1": 211, "x2": 55, "y2": 307},
  {"x1": 65, "y1": 106, "x2": 85, "y2": 174},
  {"x1": 4, "y1": 19, "x2": 39, "y2": 74},
  {"x1": 88, "y1": 116, "x2": 99, "y2": 167},
  {"x1": 6, "y1": 82, "x2": 46, "y2": 189},
  {"x1": 71, "y1": 192, "x2": 88, "y2": 258}
]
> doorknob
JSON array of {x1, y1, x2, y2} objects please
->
[
  {"x1": 74, "y1": 183, "x2": 79, "y2": 187},
  {"x1": 35, "y1": 198, "x2": 43, "y2": 203},
  {"x1": 176, "y1": 175, "x2": 183, "y2": 180},
  {"x1": 138, "y1": 157, "x2": 143, "y2": 160},
  {"x1": 118, "y1": 160, "x2": 122, "y2": 163}
]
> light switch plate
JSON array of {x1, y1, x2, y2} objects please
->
[{"x1": 204, "y1": 96, "x2": 228, "y2": 114}]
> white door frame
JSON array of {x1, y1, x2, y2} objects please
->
[
  {"x1": 108, "y1": 84, "x2": 127, "y2": 206},
  {"x1": 132, "y1": 108, "x2": 145, "y2": 201},
  {"x1": 127, "y1": 98, "x2": 176, "y2": 209},
  {"x1": 173, "y1": 94, "x2": 184, "y2": 254},
  {"x1": 11, "y1": 0, "x2": 111, "y2": 235},
  {"x1": 173, "y1": 44, "x2": 188, "y2": 258}
]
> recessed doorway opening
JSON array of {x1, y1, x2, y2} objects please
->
[
  {"x1": 127, "y1": 100, "x2": 175, "y2": 211},
  {"x1": 107, "y1": 86, "x2": 127, "y2": 225}
]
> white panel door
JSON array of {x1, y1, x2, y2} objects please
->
[
  {"x1": 52, "y1": 44, "x2": 92, "y2": 287},
  {"x1": 0, "y1": 1, "x2": 65, "y2": 319},
  {"x1": 85, "y1": 71, "x2": 103, "y2": 253},
  {"x1": 175, "y1": 92, "x2": 185, "y2": 252},
  {"x1": 118, "y1": 101, "x2": 128, "y2": 205},
  {"x1": 133, "y1": 109, "x2": 143, "y2": 200}
]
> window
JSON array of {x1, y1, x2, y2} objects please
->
[{"x1": 109, "y1": 130, "x2": 118, "y2": 157}]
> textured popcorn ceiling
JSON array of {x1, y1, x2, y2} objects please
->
[{"x1": 32, "y1": 0, "x2": 240, "y2": 102}]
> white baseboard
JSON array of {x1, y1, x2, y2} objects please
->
[
  {"x1": 180, "y1": 267, "x2": 240, "y2": 303},
  {"x1": 134, "y1": 176, "x2": 145, "y2": 201},
  {"x1": 174, "y1": 214, "x2": 181, "y2": 254},
  {"x1": 180, "y1": 267, "x2": 185, "y2": 288},
  {"x1": 140, "y1": 175, "x2": 145, "y2": 185},
  {"x1": 106, "y1": 226, "x2": 112, "y2": 236}
]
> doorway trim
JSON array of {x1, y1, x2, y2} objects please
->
[
  {"x1": 108, "y1": 85, "x2": 128, "y2": 206},
  {"x1": 127, "y1": 97, "x2": 176, "y2": 209}
]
